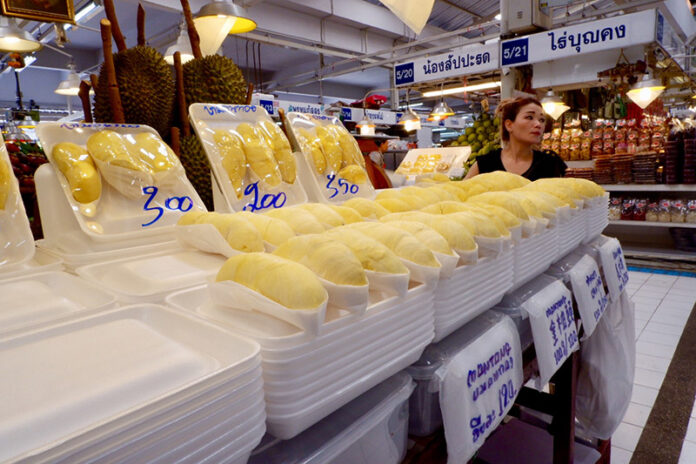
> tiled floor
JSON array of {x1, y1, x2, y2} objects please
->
[{"x1": 610, "y1": 270, "x2": 696, "y2": 464}]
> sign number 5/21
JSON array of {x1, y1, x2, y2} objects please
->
[
  {"x1": 501, "y1": 38, "x2": 529, "y2": 66},
  {"x1": 142, "y1": 185, "x2": 193, "y2": 227}
]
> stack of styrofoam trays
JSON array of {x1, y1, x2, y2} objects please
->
[
  {"x1": 432, "y1": 248, "x2": 514, "y2": 343},
  {"x1": 510, "y1": 225, "x2": 560, "y2": 292},
  {"x1": 0, "y1": 271, "x2": 117, "y2": 339},
  {"x1": 76, "y1": 249, "x2": 227, "y2": 304},
  {"x1": 2, "y1": 305, "x2": 265, "y2": 464},
  {"x1": 166, "y1": 283, "x2": 435, "y2": 440},
  {"x1": 558, "y1": 205, "x2": 587, "y2": 257},
  {"x1": 584, "y1": 194, "x2": 610, "y2": 244}
]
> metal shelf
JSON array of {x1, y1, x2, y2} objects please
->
[
  {"x1": 600, "y1": 184, "x2": 696, "y2": 192},
  {"x1": 608, "y1": 220, "x2": 696, "y2": 229},
  {"x1": 621, "y1": 244, "x2": 696, "y2": 261}
]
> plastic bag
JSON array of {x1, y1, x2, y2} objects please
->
[{"x1": 575, "y1": 289, "x2": 635, "y2": 439}]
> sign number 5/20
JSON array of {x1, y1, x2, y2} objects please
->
[{"x1": 142, "y1": 185, "x2": 193, "y2": 227}]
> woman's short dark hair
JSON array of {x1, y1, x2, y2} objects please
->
[{"x1": 495, "y1": 97, "x2": 543, "y2": 142}]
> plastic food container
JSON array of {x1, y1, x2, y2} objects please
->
[
  {"x1": 0, "y1": 271, "x2": 117, "y2": 338},
  {"x1": 76, "y1": 250, "x2": 226, "y2": 303},
  {"x1": 584, "y1": 193, "x2": 609, "y2": 243},
  {"x1": 407, "y1": 311, "x2": 511, "y2": 436},
  {"x1": 249, "y1": 372, "x2": 414, "y2": 464},
  {"x1": 1, "y1": 304, "x2": 264, "y2": 463},
  {"x1": 0, "y1": 247, "x2": 63, "y2": 280},
  {"x1": 558, "y1": 206, "x2": 586, "y2": 257},
  {"x1": 511, "y1": 226, "x2": 559, "y2": 292},
  {"x1": 167, "y1": 282, "x2": 434, "y2": 439}
]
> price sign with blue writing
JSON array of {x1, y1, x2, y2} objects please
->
[
  {"x1": 568, "y1": 254, "x2": 609, "y2": 337},
  {"x1": 325, "y1": 174, "x2": 359, "y2": 199},
  {"x1": 141, "y1": 186, "x2": 194, "y2": 227},
  {"x1": 440, "y1": 316, "x2": 523, "y2": 463},
  {"x1": 599, "y1": 238, "x2": 630, "y2": 302},
  {"x1": 501, "y1": 38, "x2": 529, "y2": 66},
  {"x1": 522, "y1": 280, "x2": 579, "y2": 388}
]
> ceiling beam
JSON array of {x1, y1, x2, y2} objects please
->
[{"x1": 437, "y1": 0, "x2": 481, "y2": 19}]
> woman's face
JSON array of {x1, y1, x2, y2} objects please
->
[{"x1": 504, "y1": 103, "x2": 546, "y2": 145}]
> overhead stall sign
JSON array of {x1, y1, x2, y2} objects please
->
[
  {"x1": 394, "y1": 42, "x2": 499, "y2": 86},
  {"x1": 500, "y1": 9, "x2": 656, "y2": 67}
]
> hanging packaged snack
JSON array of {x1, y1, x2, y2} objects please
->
[
  {"x1": 0, "y1": 141, "x2": 35, "y2": 267},
  {"x1": 188, "y1": 104, "x2": 308, "y2": 212},
  {"x1": 580, "y1": 131, "x2": 592, "y2": 160},
  {"x1": 37, "y1": 122, "x2": 204, "y2": 241},
  {"x1": 284, "y1": 112, "x2": 375, "y2": 203}
]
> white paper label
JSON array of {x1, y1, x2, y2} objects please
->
[
  {"x1": 568, "y1": 255, "x2": 609, "y2": 338},
  {"x1": 522, "y1": 280, "x2": 579, "y2": 388},
  {"x1": 440, "y1": 317, "x2": 523, "y2": 463},
  {"x1": 599, "y1": 238, "x2": 629, "y2": 302}
]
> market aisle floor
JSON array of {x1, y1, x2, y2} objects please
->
[{"x1": 609, "y1": 270, "x2": 696, "y2": 464}]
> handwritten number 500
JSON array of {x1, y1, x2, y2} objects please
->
[
  {"x1": 142, "y1": 186, "x2": 193, "y2": 227},
  {"x1": 326, "y1": 174, "x2": 359, "y2": 199}
]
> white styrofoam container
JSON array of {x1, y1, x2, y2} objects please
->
[
  {"x1": 76, "y1": 250, "x2": 226, "y2": 303},
  {"x1": 0, "y1": 247, "x2": 63, "y2": 280},
  {"x1": 511, "y1": 226, "x2": 559, "y2": 292},
  {"x1": 2, "y1": 304, "x2": 261, "y2": 463},
  {"x1": 558, "y1": 207, "x2": 586, "y2": 257},
  {"x1": 0, "y1": 271, "x2": 117, "y2": 338},
  {"x1": 250, "y1": 372, "x2": 414, "y2": 464}
]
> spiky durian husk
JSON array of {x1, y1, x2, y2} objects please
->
[
  {"x1": 182, "y1": 55, "x2": 247, "y2": 106},
  {"x1": 180, "y1": 135, "x2": 213, "y2": 210},
  {"x1": 93, "y1": 46, "x2": 175, "y2": 139}
]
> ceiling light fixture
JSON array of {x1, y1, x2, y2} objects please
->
[
  {"x1": 54, "y1": 63, "x2": 81, "y2": 96},
  {"x1": 0, "y1": 16, "x2": 41, "y2": 53},
  {"x1": 356, "y1": 114, "x2": 376, "y2": 135},
  {"x1": 540, "y1": 90, "x2": 569, "y2": 120},
  {"x1": 422, "y1": 81, "x2": 501, "y2": 98},
  {"x1": 194, "y1": 1, "x2": 257, "y2": 55},
  {"x1": 164, "y1": 26, "x2": 195, "y2": 65},
  {"x1": 627, "y1": 74, "x2": 665, "y2": 109},
  {"x1": 398, "y1": 88, "x2": 421, "y2": 132}
]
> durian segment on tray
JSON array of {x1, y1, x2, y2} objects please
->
[
  {"x1": 37, "y1": 122, "x2": 205, "y2": 240},
  {"x1": 285, "y1": 112, "x2": 375, "y2": 203},
  {"x1": 188, "y1": 103, "x2": 308, "y2": 213}
]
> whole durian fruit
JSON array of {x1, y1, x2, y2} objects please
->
[
  {"x1": 179, "y1": 134, "x2": 213, "y2": 210},
  {"x1": 183, "y1": 55, "x2": 247, "y2": 106}
]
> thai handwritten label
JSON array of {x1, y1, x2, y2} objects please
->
[
  {"x1": 343, "y1": 109, "x2": 398, "y2": 125},
  {"x1": 141, "y1": 185, "x2": 193, "y2": 227},
  {"x1": 500, "y1": 9, "x2": 655, "y2": 66},
  {"x1": 279, "y1": 101, "x2": 323, "y2": 116},
  {"x1": 568, "y1": 254, "x2": 609, "y2": 337},
  {"x1": 522, "y1": 280, "x2": 579, "y2": 387},
  {"x1": 440, "y1": 316, "x2": 523, "y2": 462},
  {"x1": 326, "y1": 174, "x2": 359, "y2": 199},
  {"x1": 599, "y1": 238, "x2": 629, "y2": 302},
  {"x1": 241, "y1": 181, "x2": 287, "y2": 212},
  {"x1": 393, "y1": 42, "x2": 498, "y2": 86},
  {"x1": 59, "y1": 123, "x2": 142, "y2": 130},
  {"x1": 203, "y1": 104, "x2": 258, "y2": 116}
]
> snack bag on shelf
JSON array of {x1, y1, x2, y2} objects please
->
[
  {"x1": 620, "y1": 198, "x2": 635, "y2": 221},
  {"x1": 686, "y1": 200, "x2": 696, "y2": 224},
  {"x1": 608, "y1": 196, "x2": 621, "y2": 221},
  {"x1": 37, "y1": 122, "x2": 205, "y2": 240},
  {"x1": 284, "y1": 112, "x2": 374, "y2": 203},
  {"x1": 671, "y1": 199, "x2": 686, "y2": 223},
  {"x1": 658, "y1": 199, "x2": 672, "y2": 223},
  {"x1": 581, "y1": 131, "x2": 592, "y2": 160},
  {"x1": 633, "y1": 198, "x2": 647, "y2": 221},
  {"x1": 645, "y1": 201, "x2": 659, "y2": 222},
  {"x1": 626, "y1": 119, "x2": 638, "y2": 154},
  {"x1": 188, "y1": 104, "x2": 309, "y2": 213}
]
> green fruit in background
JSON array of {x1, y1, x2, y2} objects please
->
[
  {"x1": 489, "y1": 132, "x2": 497, "y2": 141},
  {"x1": 465, "y1": 127, "x2": 475, "y2": 136},
  {"x1": 458, "y1": 135, "x2": 466, "y2": 142},
  {"x1": 467, "y1": 133, "x2": 476, "y2": 142},
  {"x1": 473, "y1": 121, "x2": 482, "y2": 129},
  {"x1": 471, "y1": 143, "x2": 481, "y2": 153},
  {"x1": 481, "y1": 113, "x2": 490, "y2": 121},
  {"x1": 483, "y1": 121, "x2": 492, "y2": 128},
  {"x1": 493, "y1": 117, "x2": 500, "y2": 126},
  {"x1": 477, "y1": 134, "x2": 486, "y2": 142}
]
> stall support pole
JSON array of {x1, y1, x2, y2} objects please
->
[{"x1": 551, "y1": 351, "x2": 578, "y2": 464}]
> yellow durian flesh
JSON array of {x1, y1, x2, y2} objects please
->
[
  {"x1": 521, "y1": 181, "x2": 577, "y2": 208},
  {"x1": 264, "y1": 207, "x2": 326, "y2": 234},
  {"x1": 422, "y1": 201, "x2": 469, "y2": 215},
  {"x1": 216, "y1": 253, "x2": 327, "y2": 310},
  {"x1": 0, "y1": 158, "x2": 11, "y2": 209},
  {"x1": 470, "y1": 171, "x2": 530, "y2": 191},
  {"x1": 342, "y1": 197, "x2": 390, "y2": 219},
  {"x1": 328, "y1": 124, "x2": 365, "y2": 169},
  {"x1": 273, "y1": 234, "x2": 367, "y2": 286},
  {"x1": 467, "y1": 192, "x2": 531, "y2": 221},
  {"x1": 385, "y1": 220, "x2": 453, "y2": 255},
  {"x1": 52, "y1": 142, "x2": 102, "y2": 204},
  {"x1": 235, "y1": 211, "x2": 295, "y2": 247},
  {"x1": 380, "y1": 212, "x2": 477, "y2": 252},
  {"x1": 128, "y1": 132, "x2": 178, "y2": 173},
  {"x1": 322, "y1": 228, "x2": 408, "y2": 274},
  {"x1": 345, "y1": 222, "x2": 440, "y2": 267},
  {"x1": 460, "y1": 203, "x2": 521, "y2": 229},
  {"x1": 402, "y1": 186, "x2": 444, "y2": 204},
  {"x1": 570, "y1": 178, "x2": 605, "y2": 197},
  {"x1": 430, "y1": 184, "x2": 470, "y2": 201},
  {"x1": 236, "y1": 123, "x2": 282, "y2": 187},
  {"x1": 513, "y1": 191, "x2": 558, "y2": 216},
  {"x1": 446, "y1": 212, "x2": 503, "y2": 238},
  {"x1": 337, "y1": 164, "x2": 368, "y2": 185},
  {"x1": 194, "y1": 212, "x2": 264, "y2": 252},
  {"x1": 258, "y1": 120, "x2": 296, "y2": 184},
  {"x1": 86, "y1": 130, "x2": 145, "y2": 172},
  {"x1": 327, "y1": 205, "x2": 363, "y2": 224},
  {"x1": 297, "y1": 203, "x2": 345, "y2": 227},
  {"x1": 315, "y1": 125, "x2": 343, "y2": 172},
  {"x1": 297, "y1": 128, "x2": 327, "y2": 175},
  {"x1": 214, "y1": 129, "x2": 246, "y2": 199},
  {"x1": 177, "y1": 210, "x2": 207, "y2": 225},
  {"x1": 374, "y1": 198, "x2": 412, "y2": 213}
]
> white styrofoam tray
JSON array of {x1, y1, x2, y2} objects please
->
[
  {"x1": 2, "y1": 304, "x2": 261, "y2": 463},
  {"x1": 0, "y1": 271, "x2": 117, "y2": 339},
  {"x1": 76, "y1": 250, "x2": 226, "y2": 303},
  {"x1": 558, "y1": 208, "x2": 587, "y2": 257},
  {"x1": 0, "y1": 247, "x2": 63, "y2": 280}
]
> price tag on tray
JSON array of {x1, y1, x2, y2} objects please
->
[
  {"x1": 439, "y1": 316, "x2": 523, "y2": 464},
  {"x1": 567, "y1": 254, "x2": 609, "y2": 338},
  {"x1": 521, "y1": 279, "x2": 579, "y2": 388},
  {"x1": 598, "y1": 237, "x2": 629, "y2": 302}
]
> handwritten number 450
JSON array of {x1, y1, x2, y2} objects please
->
[
  {"x1": 326, "y1": 174, "x2": 359, "y2": 199},
  {"x1": 142, "y1": 186, "x2": 193, "y2": 227}
]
